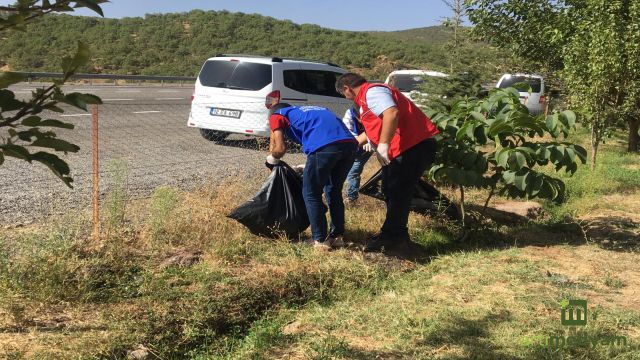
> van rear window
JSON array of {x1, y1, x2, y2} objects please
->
[
  {"x1": 498, "y1": 76, "x2": 542, "y2": 93},
  {"x1": 199, "y1": 60, "x2": 272, "y2": 90}
]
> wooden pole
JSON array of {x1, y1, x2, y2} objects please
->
[{"x1": 92, "y1": 104, "x2": 100, "y2": 241}]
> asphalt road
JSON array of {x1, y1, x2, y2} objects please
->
[{"x1": 1, "y1": 83, "x2": 305, "y2": 226}]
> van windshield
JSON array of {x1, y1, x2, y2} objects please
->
[
  {"x1": 498, "y1": 76, "x2": 542, "y2": 93},
  {"x1": 199, "y1": 60, "x2": 272, "y2": 90}
]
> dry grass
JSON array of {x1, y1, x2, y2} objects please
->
[{"x1": 1, "y1": 140, "x2": 639, "y2": 359}]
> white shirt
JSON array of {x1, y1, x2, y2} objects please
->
[
  {"x1": 365, "y1": 86, "x2": 396, "y2": 116},
  {"x1": 341, "y1": 108, "x2": 360, "y2": 137}
]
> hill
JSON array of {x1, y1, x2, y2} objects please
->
[
  {"x1": 369, "y1": 26, "x2": 455, "y2": 45},
  {"x1": 0, "y1": 10, "x2": 495, "y2": 79}
]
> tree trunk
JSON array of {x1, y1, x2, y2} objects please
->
[
  {"x1": 459, "y1": 185, "x2": 466, "y2": 227},
  {"x1": 591, "y1": 126, "x2": 600, "y2": 171},
  {"x1": 629, "y1": 118, "x2": 640, "y2": 152}
]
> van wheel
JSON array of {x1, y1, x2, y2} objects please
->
[{"x1": 199, "y1": 128, "x2": 228, "y2": 142}]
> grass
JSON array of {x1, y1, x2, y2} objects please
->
[{"x1": 1, "y1": 133, "x2": 639, "y2": 359}]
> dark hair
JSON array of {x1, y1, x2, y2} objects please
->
[
  {"x1": 335, "y1": 73, "x2": 367, "y2": 93},
  {"x1": 270, "y1": 102, "x2": 293, "y2": 115}
]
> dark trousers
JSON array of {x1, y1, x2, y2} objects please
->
[
  {"x1": 346, "y1": 150, "x2": 372, "y2": 201},
  {"x1": 381, "y1": 138, "x2": 437, "y2": 240},
  {"x1": 303, "y1": 142, "x2": 357, "y2": 241}
]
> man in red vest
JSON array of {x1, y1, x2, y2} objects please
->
[{"x1": 335, "y1": 73, "x2": 439, "y2": 252}]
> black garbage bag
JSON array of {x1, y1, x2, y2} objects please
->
[
  {"x1": 228, "y1": 161, "x2": 309, "y2": 238},
  {"x1": 359, "y1": 169, "x2": 460, "y2": 220}
]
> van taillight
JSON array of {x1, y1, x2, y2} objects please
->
[
  {"x1": 191, "y1": 88, "x2": 195, "y2": 102},
  {"x1": 539, "y1": 95, "x2": 545, "y2": 104},
  {"x1": 265, "y1": 90, "x2": 280, "y2": 109}
]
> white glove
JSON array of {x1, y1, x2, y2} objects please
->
[
  {"x1": 375, "y1": 143, "x2": 390, "y2": 166},
  {"x1": 266, "y1": 154, "x2": 280, "y2": 165},
  {"x1": 362, "y1": 142, "x2": 374, "y2": 152}
]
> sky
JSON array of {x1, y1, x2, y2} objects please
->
[{"x1": 1, "y1": 0, "x2": 456, "y2": 32}]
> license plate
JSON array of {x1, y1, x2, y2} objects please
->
[{"x1": 208, "y1": 107, "x2": 242, "y2": 119}]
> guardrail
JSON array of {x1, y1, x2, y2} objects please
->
[{"x1": 14, "y1": 72, "x2": 197, "y2": 85}]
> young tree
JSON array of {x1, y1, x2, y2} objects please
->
[
  {"x1": 441, "y1": 0, "x2": 467, "y2": 73},
  {"x1": 466, "y1": 0, "x2": 640, "y2": 162},
  {"x1": 0, "y1": 1, "x2": 105, "y2": 186}
]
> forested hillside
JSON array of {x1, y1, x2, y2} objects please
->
[{"x1": 0, "y1": 10, "x2": 495, "y2": 78}]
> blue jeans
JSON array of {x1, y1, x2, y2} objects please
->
[
  {"x1": 381, "y1": 138, "x2": 437, "y2": 241},
  {"x1": 346, "y1": 150, "x2": 372, "y2": 201},
  {"x1": 303, "y1": 142, "x2": 357, "y2": 241}
]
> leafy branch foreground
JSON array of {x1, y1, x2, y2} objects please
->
[{"x1": 1, "y1": 1, "x2": 105, "y2": 187}]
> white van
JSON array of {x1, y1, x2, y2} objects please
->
[
  {"x1": 496, "y1": 74, "x2": 545, "y2": 115},
  {"x1": 384, "y1": 69, "x2": 449, "y2": 102},
  {"x1": 187, "y1": 55, "x2": 352, "y2": 142}
]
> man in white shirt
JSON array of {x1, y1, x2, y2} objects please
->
[{"x1": 341, "y1": 106, "x2": 373, "y2": 203}]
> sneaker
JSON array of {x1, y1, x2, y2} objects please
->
[
  {"x1": 326, "y1": 235, "x2": 345, "y2": 248},
  {"x1": 309, "y1": 240, "x2": 331, "y2": 251}
]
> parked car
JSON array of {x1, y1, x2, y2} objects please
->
[
  {"x1": 384, "y1": 69, "x2": 449, "y2": 103},
  {"x1": 187, "y1": 54, "x2": 351, "y2": 142},
  {"x1": 495, "y1": 74, "x2": 545, "y2": 115}
]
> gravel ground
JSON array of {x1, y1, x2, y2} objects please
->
[{"x1": 0, "y1": 102, "x2": 306, "y2": 226}]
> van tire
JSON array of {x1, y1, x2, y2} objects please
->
[{"x1": 199, "y1": 128, "x2": 228, "y2": 142}]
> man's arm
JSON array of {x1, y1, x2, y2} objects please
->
[
  {"x1": 356, "y1": 132, "x2": 368, "y2": 146},
  {"x1": 269, "y1": 129, "x2": 287, "y2": 159},
  {"x1": 378, "y1": 107, "x2": 399, "y2": 144}
]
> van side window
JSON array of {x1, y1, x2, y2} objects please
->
[{"x1": 284, "y1": 70, "x2": 343, "y2": 98}]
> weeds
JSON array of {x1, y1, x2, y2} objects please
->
[
  {"x1": 1, "y1": 139, "x2": 639, "y2": 359},
  {"x1": 104, "y1": 159, "x2": 129, "y2": 236}
]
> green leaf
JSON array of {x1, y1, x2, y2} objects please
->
[
  {"x1": 502, "y1": 170, "x2": 517, "y2": 184},
  {"x1": 31, "y1": 152, "x2": 74, "y2": 188},
  {"x1": 62, "y1": 42, "x2": 92, "y2": 77},
  {"x1": 574, "y1": 145, "x2": 588, "y2": 163},
  {"x1": 74, "y1": 0, "x2": 105, "y2": 17},
  {"x1": 0, "y1": 72, "x2": 27, "y2": 88},
  {"x1": 31, "y1": 138, "x2": 80, "y2": 153},
  {"x1": 508, "y1": 151, "x2": 527, "y2": 170},
  {"x1": 470, "y1": 111, "x2": 485, "y2": 122},
  {"x1": 0, "y1": 144, "x2": 30, "y2": 161},
  {"x1": 561, "y1": 110, "x2": 576, "y2": 127},
  {"x1": 39, "y1": 119, "x2": 75, "y2": 129},
  {"x1": 456, "y1": 122, "x2": 474, "y2": 142},
  {"x1": 21, "y1": 116, "x2": 41, "y2": 126},
  {"x1": 61, "y1": 92, "x2": 102, "y2": 111},
  {"x1": 497, "y1": 148, "x2": 510, "y2": 167},
  {"x1": 546, "y1": 114, "x2": 558, "y2": 132},
  {"x1": 515, "y1": 171, "x2": 529, "y2": 191},
  {"x1": 0, "y1": 89, "x2": 27, "y2": 112}
]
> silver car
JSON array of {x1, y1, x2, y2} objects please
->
[{"x1": 496, "y1": 74, "x2": 545, "y2": 115}]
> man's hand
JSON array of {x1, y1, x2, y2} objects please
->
[
  {"x1": 265, "y1": 154, "x2": 280, "y2": 170},
  {"x1": 375, "y1": 143, "x2": 390, "y2": 166},
  {"x1": 362, "y1": 142, "x2": 374, "y2": 152}
]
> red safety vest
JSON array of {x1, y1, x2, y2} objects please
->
[{"x1": 354, "y1": 82, "x2": 439, "y2": 160}]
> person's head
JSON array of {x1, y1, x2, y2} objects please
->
[
  {"x1": 269, "y1": 102, "x2": 293, "y2": 116},
  {"x1": 335, "y1": 73, "x2": 367, "y2": 100}
]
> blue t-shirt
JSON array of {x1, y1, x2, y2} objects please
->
[{"x1": 273, "y1": 106, "x2": 356, "y2": 154}]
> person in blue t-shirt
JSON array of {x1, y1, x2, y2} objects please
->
[{"x1": 266, "y1": 103, "x2": 357, "y2": 250}]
